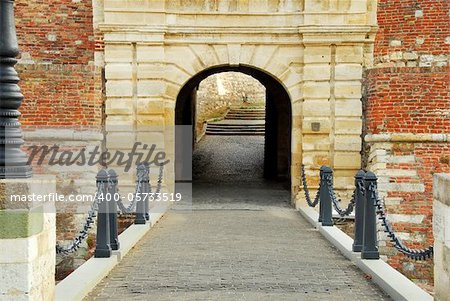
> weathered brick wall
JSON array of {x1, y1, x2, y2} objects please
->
[
  {"x1": 366, "y1": 142, "x2": 450, "y2": 284},
  {"x1": 14, "y1": 1, "x2": 104, "y2": 269},
  {"x1": 18, "y1": 64, "x2": 101, "y2": 126},
  {"x1": 15, "y1": 0, "x2": 103, "y2": 127},
  {"x1": 375, "y1": 0, "x2": 449, "y2": 59},
  {"x1": 365, "y1": 67, "x2": 450, "y2": 134},
  {"x1": 364, "y1": 0, "x2": 450, "y2": 287}
]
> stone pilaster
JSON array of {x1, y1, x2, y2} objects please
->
[
  {"x1": 433, "y1": 173, "x2": 450, "y2": 301},
  {"x1": 0, "y1": 176, "x2": 56, "y2": 301}
]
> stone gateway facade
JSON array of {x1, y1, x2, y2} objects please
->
[
  {"x1": 98, "y1": 0, "x2": 376, "y2": 194},
  {"x1": 14, "y1": 0, "x2": 450, "y2": 287}
]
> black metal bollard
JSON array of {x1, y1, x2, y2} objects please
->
[
  {"x1": 94, "y1": 170, "x2": 112, "y2": 258},
  {"x1": 135, "y1": 164, "x2": 147, "y2": 225},
  {"x1": 352, "y1": 170, "x2": 366, "y2": 252},
  {"x1": 143, "y1": 163, "x2": 150, "y2": 221},
  {"x1": 318, "y1": 166, "x2": 325, "y2": 222},
  {"x1": 361, "y1": 171, "x2": 380, "y2": 259},
  {"x1": 320, "y1": 166, "x2": 333, "y2": 226},
  {"x1": 107, "y1": 169, "x2": 120, "y2": 251}
]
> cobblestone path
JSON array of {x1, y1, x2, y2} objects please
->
[{"x1": 86, "y1": 136, "x2": 390, "y2": 300}]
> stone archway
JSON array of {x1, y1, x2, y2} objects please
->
[
  {"x1": 174, "y1": 65, "x2": 292, "y2": 188},
  {"x1": 98, "y1": 0, "x2": 377, "y2": 205}
]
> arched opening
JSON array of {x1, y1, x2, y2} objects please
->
[{"x1": 175, "y1": 65, "x2": 292, "y2": 198}]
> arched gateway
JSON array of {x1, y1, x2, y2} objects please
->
[
  {"x1": 175, "y1": 65, "x2": 292, "y2": 184},
  {"x1": 100, "y1": 0, "x2": 377, "y2": 205}
]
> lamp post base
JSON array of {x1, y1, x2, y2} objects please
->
[{"x1": 0, "y1": 165, "x2": 32, "y2": 179}]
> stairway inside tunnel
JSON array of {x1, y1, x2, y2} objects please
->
[
  {"x1": 205, "y1": 106, "x2": 266, "y2": 136},
  {"x1": 189, "y1": 79, "x2": 290, "y2": 208},
  {"x1": 175, "y1": 67, "x2": 293, "y2": 208}
]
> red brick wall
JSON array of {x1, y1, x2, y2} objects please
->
[
  {"x1": 384, "y1": 143, "x2": 450, "y2": 284},
  {"x1": 13, "y1": 1, "x2": 104, "y2": 263},
  {"x1": 14, "y1": 0, "x2": 103, "y2": 127},
  {"x1": 365, "y1": 67, "x2": 450, "y2": 134},
  {"x1": 375, "y1": 0, "x2": 450, "y2": 56},
  {"x1": 365, "y1": 0, "x2": 450, "y2": 288}
]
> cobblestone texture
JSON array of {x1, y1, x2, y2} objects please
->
[
  {"x1": 85, "y1": 209, "x2": 390, "y2": 301},
  {"x1": 85, "y1": 136, "x2": 390, "y2": 300},
  {"x1": 193, "y1": 136, "x2": 266, "y2": 185}
]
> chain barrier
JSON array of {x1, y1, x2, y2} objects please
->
[
  {"x1": 370, "y1": 182, "x2": 433, "y2": 260},
  {"x1": 324, "y1": 174, "x2": 356, "y2": 217},
  {"x1": 153, "y1": 164, "x2": 164, "y2": 194},
  {"x1": 115, "y1": 166, "x2": 148, "y2": 214},
  {"x1": 301, "y1": 164, "x2": 320, "y2": 207},
  {"x1": 56, "y1": 182, "x2": 104, "y2": 255},
  {"x1": 56, "y1": 163, "x2": 165, "y2": 255},
  {"x1": 357, "y1": 180, "x2": 365, "y2": 197},
  {"x1": 116, "y1": 177, "x2": 142, "y2": 214}
]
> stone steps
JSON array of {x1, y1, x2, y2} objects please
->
[
  {"x1": 227, "y1": 110, "x2": 265, "y2": 116},
  {"x1": 205, "y1": 130, "x2": 265, "y2": 136},
  {"x1": 207, "y1": 124, "x2": 265, "y2": 129},
  {"x1": 227, "y1": 109, "x2": 265, "y2": 113},
  {"x1": 226, "y1": 113, "x2": 266, "y2": 117},
  {"x1": 225, "y1": 116, "x2": 266, "y2": 120},
  {"x1": 206, "y1": 125, "x2": 265, "y2": 136},
  {"x1": 206, "y1": 106, "x2": 266, "y2": 136}
]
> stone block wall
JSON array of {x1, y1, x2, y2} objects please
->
[
  {"x1": 0, "y1": 177, "x2": 56, "y2": 301},
  {"x1": 364, "y1": 0, "x2": 450, "y2": 286},
  {"x1": 98, "y1": 0, "x2": 377, "y2": 200},
  {"x1": 433, "y1": 174, "x2": 450, "y2": 301}
]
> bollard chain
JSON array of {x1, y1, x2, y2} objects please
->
[
  {"x1": 115, "y1": 179, "x2": 141, "y2": 214},
  {"x1": 357, "y1": 180, "x2": 365, "y2": 197},
  {"x1": 56, "y1": 182, "x2": 104, "y2": 255},
  {"x1": 371, "y1": 182, "x2": 433, "y2": 260},
  {"x1": 115, "y1": 166, "x2": 148, "y2": 214},
  {"x1": 153, "y1": 164, "x2": 164, "y2": 194},
  {"x1": 325, "y1": 174, "x2": 356, "y2": 217},
  {"x1": 301, "y1": 164, "x2": 320, "y2": 207}
]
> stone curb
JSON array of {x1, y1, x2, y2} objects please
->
[
  {"x1": 55, "y1": 206, "x2": 168, "y2": 301},
  {"x1": 23, "y1": 129, "x2": 104, "y2": 142},
  {"x1": 298, "y1": 205, "x2": 433, "y2": 301},
  {"x1": 365, "y1": 133, "x2": 450, "y2": 143}
]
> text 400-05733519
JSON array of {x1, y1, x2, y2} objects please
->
[{"x1": 100, "y1": 192, "x2": 183, "y2": 203}]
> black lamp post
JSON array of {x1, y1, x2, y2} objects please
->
[{"x1": 0, "y1": 0, "x2": 32, "y2": 178}]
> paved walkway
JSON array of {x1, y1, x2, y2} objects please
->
[{"x1": 85, "y1": 136, "x2": 390, "y2": 300}]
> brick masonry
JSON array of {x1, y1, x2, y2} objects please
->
[
  {"x1": 364, "y1": 0, "x2": 450, "y2": 287},
  {"x1": 14, "y1": 0, "x2": 104, "y2": 267},
  {"x1": 364, "y1": 67, "x2": 450, "y2": 134},
  {"x1": 15, "y1": 0, "x2": 103, "y2": 127},
  {"x1": 375, "y1": 0, "x2": 449, "y2": 58}
]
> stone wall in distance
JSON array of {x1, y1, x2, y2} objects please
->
[{"x1": 196, "y1": 72, "x2": 266, "y2": 137}]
